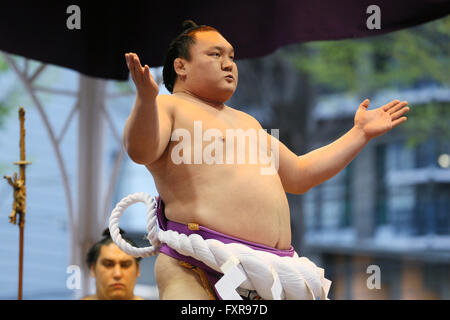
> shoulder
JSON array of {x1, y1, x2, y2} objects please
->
[
  {"x1": 156, "y1": 94, "x2": 194, "y2": 116},
  {"x1": 156, "y1": 93, "x2": 176, "y2": 104},
  {"x1": 156, "y1": 94, "x2": 179, "y2": 120},
  {"x1": 156, "y1": 94, "x2": 177, "y2": 109}
]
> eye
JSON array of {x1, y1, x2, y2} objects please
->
[
  {"x1": 121, "y1": 261, "x2": 133, "y2": 268},
  {"x1": 102, "y1": 261, "x2": 114, "y2": 268},
  {"x1": 210, "y1": 52, "x2": 220, "y2": 57}
]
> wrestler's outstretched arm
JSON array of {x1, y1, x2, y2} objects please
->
[
  {"x1": 275, "y1": 99, "x2": 410, "y2": 194},
  {"x1": 123, "y1": 53, "x2": 172, "y2": 165}
]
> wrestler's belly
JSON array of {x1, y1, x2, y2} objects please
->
[{"x1": 150, "y1": 163, "x2": 292, "y2": 250}]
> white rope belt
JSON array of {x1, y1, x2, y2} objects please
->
[{"x1": 109, "y1": 192, "x2": 332, "y2": 300}]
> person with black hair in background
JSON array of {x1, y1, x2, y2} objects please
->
[{"x1": 81, "y1": 228, "x2": 144, "y2": 300}]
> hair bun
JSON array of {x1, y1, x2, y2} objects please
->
[
  {"x1": 102, "y1": 228, "x2": 125, "y2": 238},
  {"x1": 182, "y1": 20, "x2": 198, "y2": 31}
]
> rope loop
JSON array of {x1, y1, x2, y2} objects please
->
[{"x1": 108, "y1": 192, "x2": 160, "y2": 258}]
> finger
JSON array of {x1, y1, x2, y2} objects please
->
[
  {"x1": 382, "y1": 99, "x2": 401, "y2": 112},
  {"x1": 391, "y1": 106, "x2": 410, "y2": 120},
  {"x1": 144, "y1": 64, "x2": 151, "y2": 81},
  {"x1": 360, "y1": 99, "x2": 370, "y2": 108},
  {"x1": 126, "y1": 53, "x2": 136, "y2": 72},
  {"x1": 132, "y1": 53, "x2": 144, "y2": 74},
  {"x1": 388, "y1": 101, "x2": 408, "y2": 115},
  {"x1": 126, "y1": 53, "x2": 134, "y2": 71},
  {"x1": 125, "y1": 53, "x2": 129, "y2": 69},
  {"x1": 391, "y1": 116, "x2": 407, "y2": 129},
  {"x1": 132, "y1": 55, "x2": 143, "y2": 79},
  {"x1": 127, "y1": 52, "x2": 136, "y2": 68},
  {"x1": 127, "y1": 53, "x2": 139, "y2": 83},
  {"x1": 126, "y1": 53, "x2": 136, "y2": 77},
  {"x1": 133, "y1": 52, "x2": 143, "y2": 67}
]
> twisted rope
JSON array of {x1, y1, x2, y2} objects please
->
[
  {"x1": 108, "y1": 192, "x2": 160, "y2": 257},
  {"x1": 109, "y1": 192, "x2": 331, "y2": 300}
]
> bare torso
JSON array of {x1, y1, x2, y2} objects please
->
[
  {"x1": 149, "y1": 94, "x2": 291, "y2": 299},
  {"x1": 148, "y1": 94, "x2": 291, "y2": 249}
]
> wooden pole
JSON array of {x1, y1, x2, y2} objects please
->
[
  {"x1": 17, "y1": 107, "x2": 25, "y2": 300},
  {"x1": 4, "y1": 107, "x2": 31, "y2": 300}
]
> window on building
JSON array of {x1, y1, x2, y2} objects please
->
[
  {"x1": 387, "y1": 185, "x2": 416, "y2": 235},
  {"x1": 435, "y1": 185, "x2": 450, "y2": 235},
  {"x1": 415, "y1": 138, "x2": 437, "y2": 168},
  {"x1": 386, "y1": 139, "x2": 415, "y2": 171},
  {"x1": 415, "y1": 183, "x2": 450, "y2": 236},
  {"x1": 305, "y1": 164, "x2": 353, "y2": 231},
  {"x1": 375, "y1": 144, "x2": 388, "y2": 226},
  {"x1": 377, "y1": 138, "x2": 449, "y2": 237}
]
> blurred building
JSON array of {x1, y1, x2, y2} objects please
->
[
  {"x1": 0, "y1": 63, "x2": 161, "y2": 299},
  {"x1": 302, "y1": 86, "x2": 450, "y2": 299}
]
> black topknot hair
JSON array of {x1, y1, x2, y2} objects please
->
[
  {"x1": 86, "y1": 228, "x2": 141, "y2": 268},
  {"x1": 102, "y1": 227, "x2": 126, "y2": 238},
  {"x1": 182, "y1": 19, "x2": 198, "y2": 31}
]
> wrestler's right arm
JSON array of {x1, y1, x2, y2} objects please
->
[{"x1": 123, "y1": 53, "x2": 172, "y2": 165}]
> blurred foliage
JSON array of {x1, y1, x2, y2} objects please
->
[
  {"x1": 290, "y1": 16, "x2": 450, "y2": 95},
  {"x1": 287, "y1": 16, "x2": 450, "y2": 146},
  {"x1": 0, "y1": 55, "x2": 8, "y2": 72},
  {"x1": 0, "y1": 100, "x2": 12, "y2": 128},
  {"x1": 114, "y1": 80, "x2": 134, "y2": 94},
  {"x1": 0, "y1": 54, "x2": 15, "y2": 128},
  {"x1": 403, "y1": 102, "x2": 450, "y2": 148}
]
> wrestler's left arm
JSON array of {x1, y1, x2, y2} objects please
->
[{"x1": 275, "y1": 99, "x2": 410, "y2": 194}]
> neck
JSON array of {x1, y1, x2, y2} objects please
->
[{"x1": 172, "y1": 89, "x2": 225, "y2": 110}]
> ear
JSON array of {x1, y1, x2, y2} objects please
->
[
  {"x1": 173, "y1": 57, "x2": 187, "y2": 78},
  {"x1": 136, "y1": 262, "x2": 141, "y2": 278},
  {"x1": 90, "y1": 265, "x2": 96, "y2": 278}
]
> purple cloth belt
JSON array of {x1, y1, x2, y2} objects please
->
[{"x1": 155, "y1": 196, "x2": 295, "y2": 299}]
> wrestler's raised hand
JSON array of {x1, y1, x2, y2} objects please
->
[
  {"x1": 354, "y1": 99, "x2": 410, "y2": 140},
  {"x1": 125, "y1": 52, "x2": 159, "y2": 99}
]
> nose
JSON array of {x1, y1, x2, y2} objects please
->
[
  {"x1": 112, "y1": 265, "x2": 123, "y2": 279},
  {"x1": 222, "y1": 57, "x2": 234, "y2": 71}
]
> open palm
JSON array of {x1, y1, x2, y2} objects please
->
[
  {"x1": 125, "y1": 52, "x2": 159, "y2": 98},
  {"x1": 354, "y1": 99, "x2": 410, "y2": 139}
]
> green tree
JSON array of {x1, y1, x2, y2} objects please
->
[
  {"x1": 287, "y1": 16, "x2": 450, "y2": 148},
  {"x1": 290, "y1": 17, "x2": 450, "y2": 94},
  {"x1": 0, "y1": 54, "x2": 15, "y2": 128}
]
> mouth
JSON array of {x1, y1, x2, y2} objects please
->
[
  {"x1": 110, "y1": 283, "x2": 125, "y2": 289},
  {"x1": 225, "y1": 75, "x2": 235, "y2": 81}
]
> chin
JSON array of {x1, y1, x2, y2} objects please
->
[
  {"x1": 108, "y1": 288, "x2": 129, "y2": 299},
  {"x1": 109, "y1": 293, "x2": 128, "y2": 300},
  {"x1": 211, "y1": 87, "x2": 236, "y2": 102}
]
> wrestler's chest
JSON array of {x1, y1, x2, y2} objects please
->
[
  {"x1": 175, "y1": 105, "x2": 240, "y2": 129},
  {"x1": 171, "y1": 107, "x2": 259, "y2": 144}
]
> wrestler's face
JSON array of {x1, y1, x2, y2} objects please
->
[
  {"x1": 176, "y1": 30, "x2": 238, "y2": 103},
  {"x1": 90, "y1": 243, "x2": 140, "y2": 300}
]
